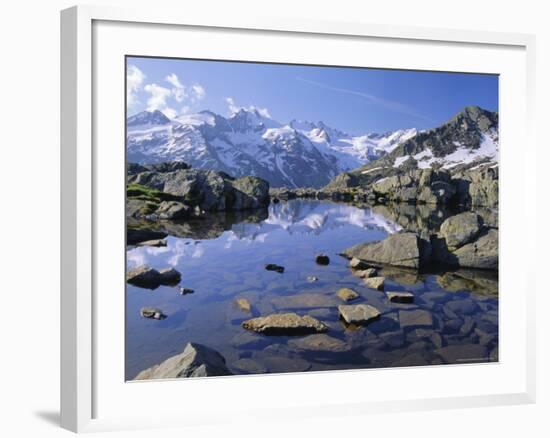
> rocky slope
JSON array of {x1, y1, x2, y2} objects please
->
[{"x1": 126, "y1": 108, "x2": 416, "y2": 188}]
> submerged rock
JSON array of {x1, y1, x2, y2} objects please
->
[
  {"x1": 265, "y1": 263, "x2": 285, "y2": 273},
  {"x1": 235, "y1": 298, "x2": 252, "y2": 313},
  {"x1": 231, "y1": 358, "x2": 267, "y2": 375},
  {"x1": 288, "y1": 334, "x2": 350, "y2": 352},
  {"x1": 140, "y1": 307, "x2": 166, "y2": 320},
  {"x1": 337, "y1": 288, "x2": 360, "y2": 302},
  {"x1": 315, "y1": 254, "x2": 330, "y2": 265},
  {"x1": 386, "y1": 291, "x2": 415, "y2": 303},
  {"x1": 363, "y1": 276, "x2": 386, "y2": 291},
  {"x1": 338, "y1": 304, "x2": 381, "y2": 325},
  {"x1": 435, "y1": 344, "x2": 489, "y2": 364},
  {"x1": 134, "y1": 342, "x2": 232, "y2": 380},
  {"x1": 399, "y1": 309, "x2": 433, "y2": 328},
  {"x1": 242, "y1": 313, "x2": 328, "y2": 335}
]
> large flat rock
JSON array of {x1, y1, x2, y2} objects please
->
[
  {"x1": 338, "y1": 304, "x2": 381, "y2": 325},
  {"x1": 242, "y1": 313, "x2": 328, "y2": 335}
]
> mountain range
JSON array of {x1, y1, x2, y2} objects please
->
[{"x1": 126, "y1": 105, "x2": 498, "y2": 188}]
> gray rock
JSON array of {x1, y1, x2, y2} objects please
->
[
  {"x1": 231, "y1": 331, "x2": 270, "y2": 349},
  {"x1": 242, "y1": 313, "x2": 328, "y2": 335},
  {"x1": 440, "y1": 211, "x2": 482, "y2": 249},
  {"x1": 336, "y1": 288, "x2": 360, "y2": 302},
  {"x1": 451, "y1": 229, "x2": 498, "y2": 270},
  {"x1": 363, "y1": 276, "x2": 386, "y2": 291},
  {"x1": 140, "y1": 307, "x2": 166, "y2": 320},
  {"x1": 271, "y1": 293, "x2": 335, "y2": 310},
  {"x1": 235, "y1": 298, "x2": 252, "y2": 313},
  {"x1": 338, "y1": 304, "x2": 381, "y2": 325},
  {"x1": 156, "y1": 200, "x2": 191, "y2": 220},
  {"x1": 288, "y1": 334, "x2": 350, "y2": 352},
  {"x1": 134, "y1": 342, "x2": 232, "y2": 380},
  {"x1": 386, "y1": 291, "x2": 415, "y2": 303},
  {"x1": 343, "y1": 232, "x2": 426, "y2": 269},
  {"x1": 445, "y1": 299, "x2": 480, "y2": 316},
  {"x1": 399, "y1": 309, "x2": 433, "y2": 328}
]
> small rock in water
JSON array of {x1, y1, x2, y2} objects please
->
[
  {"x1": 363, "y1": 276, "x2": 386, "y2": 291},
  {"x1": 315, "y1": 254, "x2": 330, "y2": 265},
  {"x1": 235, "y1": 298, "x2": 252, "y2": 313},
  {"x1": 265, "y1": 263, "x2": 284, "y2": 273},
  {"x1": 179, "y1": 287, "x2": 194, "y2": 295},
  {"x1": 353, "y1": 268, "x2": 378, "y2": 278},
  {"x1": 386, "y1": 291, "x2": 415, "y2": 303},
  {"x1": 242, "y1": 312, "x2": 328, "y2": 335},
  {"x1": 140, "y1": 307, "x2": 166, "y2": 320},
  {"x1": 349, "y1": 257, "x2": 371, "y2": 270},
  {"x1": 337, "y1": 287, "x2": 360, "y2": 302},
  {"x1": 338, "y1": 304, "x2": 381, "y2": 325},
  {"x1": 307, "y1": 276, "x2": 318, "y2": 283}
]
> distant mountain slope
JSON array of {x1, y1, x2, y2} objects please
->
[
  {"x1": 328, "y1": 106, "x2": 498, "y2": 188},
  {"x1": 126, "y1": 108, "x2": 416, "y2": 188}
]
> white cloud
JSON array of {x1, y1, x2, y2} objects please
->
[
  {"x1": 143, "y1": 83, "x2": 176, "y2": 118},
  {"x1": 126, "y1": 65, "x2": 145, "y2": 107},
  {"x1": 191, "y1": 84, "x2": 205, "y2": 101},
  {"x1": 165, "y1": 73, "x2": 186, "y2": 102},
  {"x1": 224, "y1": 97, "x2": 271, "y2": 118}
]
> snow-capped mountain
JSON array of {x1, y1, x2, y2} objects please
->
[
  {"x1": 348, "y1": 106, "x2": 499, "y2": 183},
  {"x1": 126, "y1": 108, "x2": 416, "y2": 188}
]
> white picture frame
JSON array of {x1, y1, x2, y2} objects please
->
[{"x1": 60, "y1": 4, "x2": 537, "y2": 433}]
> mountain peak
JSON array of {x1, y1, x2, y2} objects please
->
[{"x1": 127, "y1": 110, "x2": 171, "y2": 127}]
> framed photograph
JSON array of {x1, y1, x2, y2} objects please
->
[{"x1": 61, "y1": 5, "x2": 536, "y2": 433}]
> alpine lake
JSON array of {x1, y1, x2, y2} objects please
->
[{"x1": 126, "y1": 199, "x2": 499, "y2": 380}]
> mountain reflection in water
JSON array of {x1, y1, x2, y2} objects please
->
[{"x1": 126, "y1": 199, "x2": 498, "y2": 380}]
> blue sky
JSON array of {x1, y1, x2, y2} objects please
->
[{"x1": 127, "y1": 56, "x2": 498, "y2": 134}]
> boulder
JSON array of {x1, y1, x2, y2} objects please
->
[
  {"x1": 140, "y1": 307, "x2": 166, "y2": 320},
  {"x1": 134, "y1": 342, "x2": 232, "y2": 380},
  {"x1": 363, "y1": 276, "x2": 386, "y2": 291},
  {"x1": 128, "y1": 166, "x2": 270, "y2": 212},
  {"x1": 242, "y1": 313, "x2": 328, "y2": 335},
  {"x1": 353, "y1": 268, "x2": 378, "y2": 279},
  {"x1": 343, "y1": 232, "x2": 428, "y2": 269},
  {"x1": 440, "y1": 211, "x2": 482, "y2": 249},
  {"x1": 451, "y1": 228, "x2": 498, "y2": 270},
  {"x1": 336, "y1": 288, "x2": 360, "y2": 302},
  {"x1": 338, "y1": 304, "x2": 381, "y2": 325}
]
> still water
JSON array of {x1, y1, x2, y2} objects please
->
[{"x1": 126, "y1": 200, "x2": 498, "y2": 379}]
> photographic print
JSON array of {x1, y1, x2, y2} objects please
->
[{"x1": 125, "y1": 57, "x2": 498, "y2": 381}]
